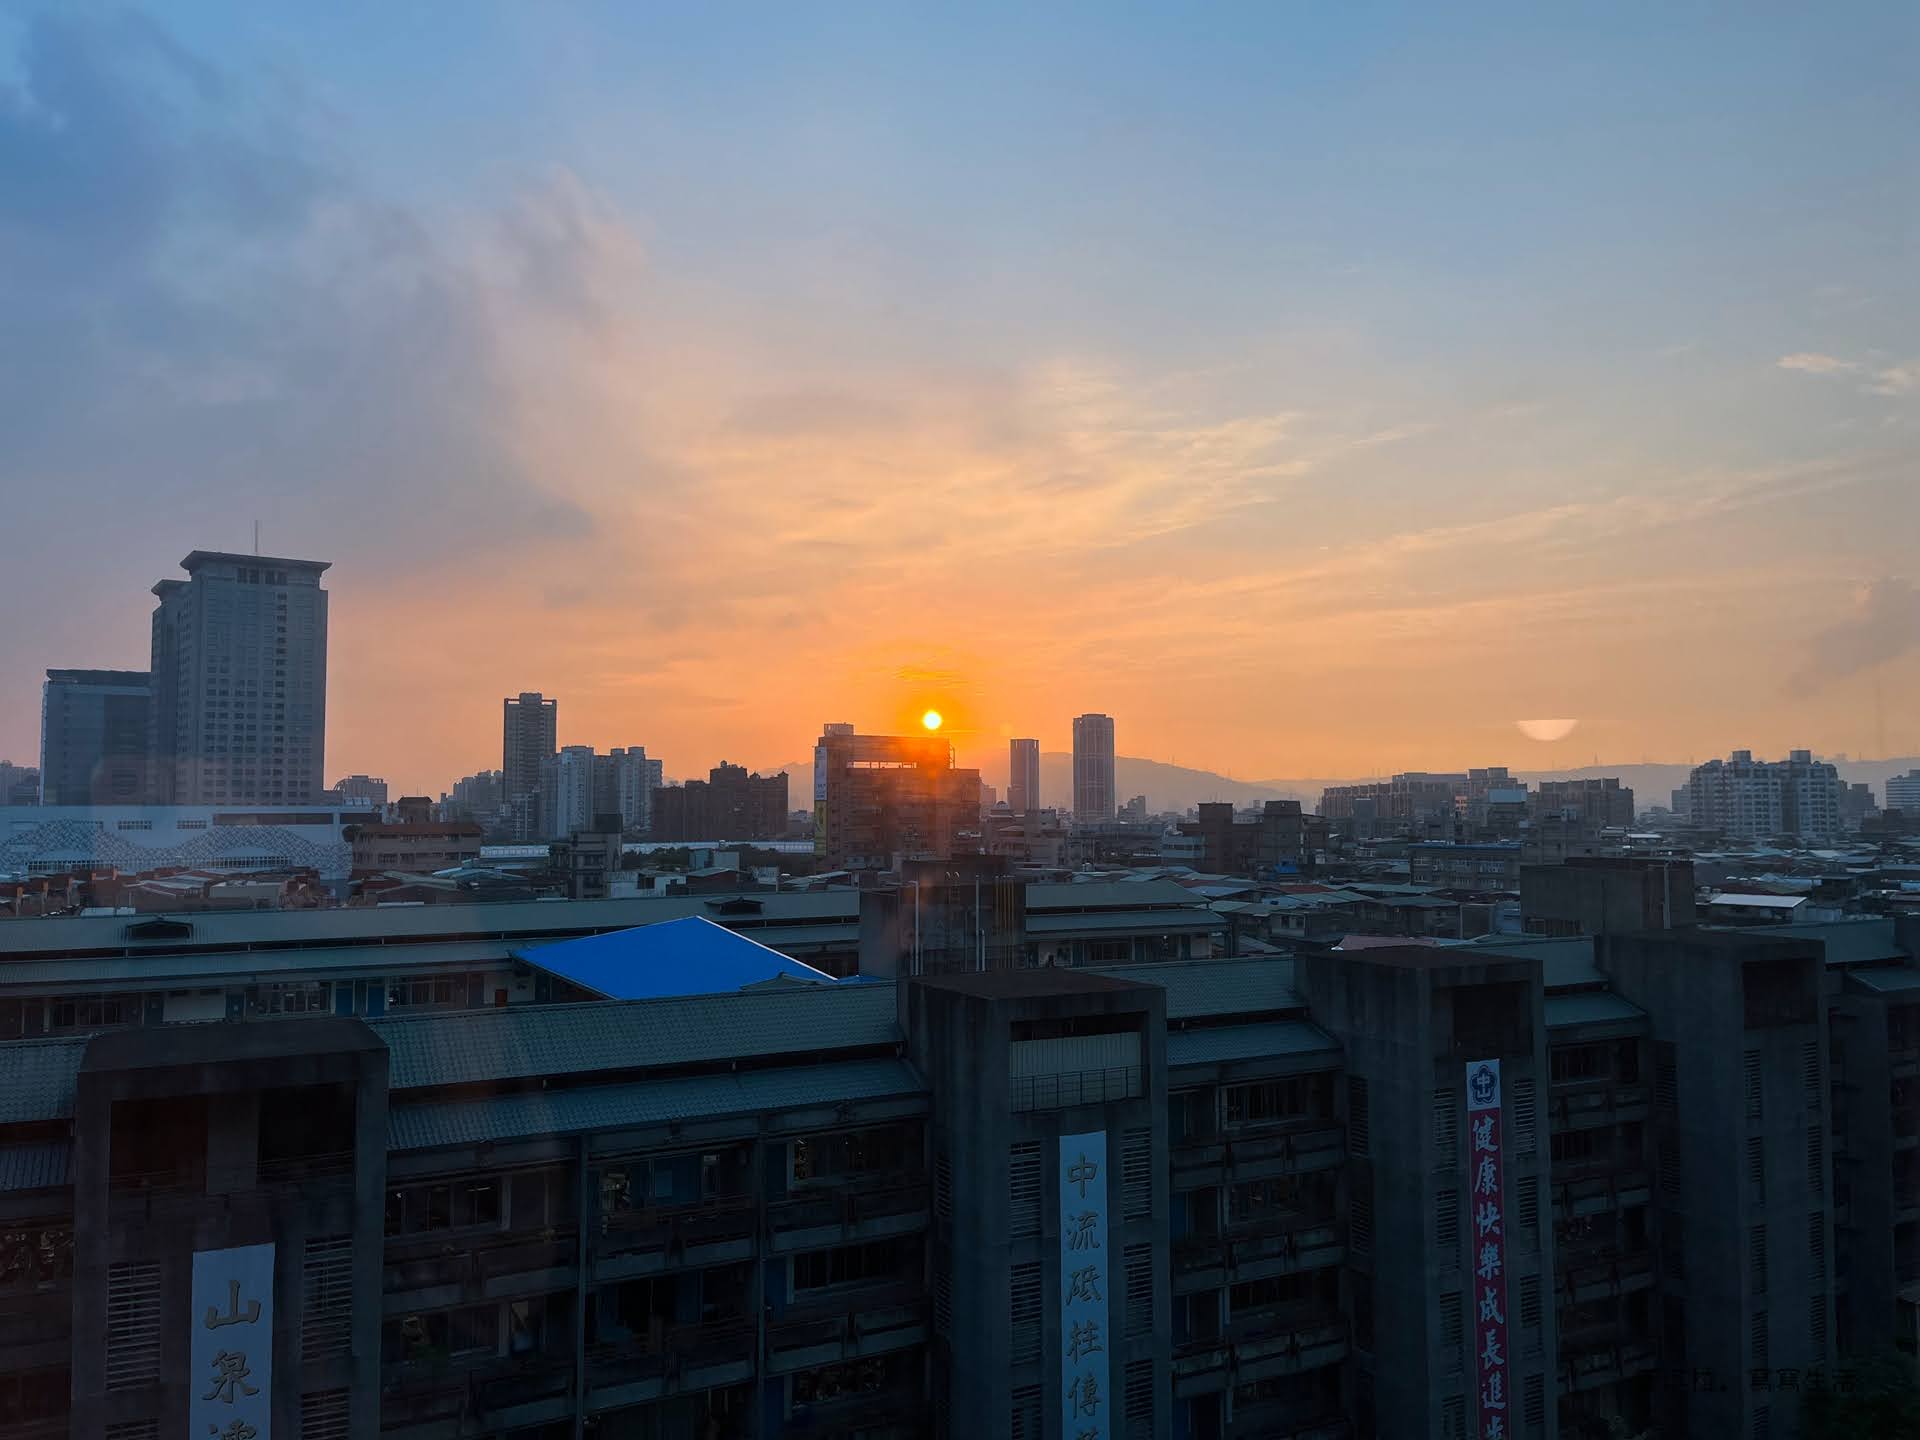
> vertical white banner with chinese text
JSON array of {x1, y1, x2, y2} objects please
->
[
  {"x1": 1059, "y1": 1130, "x2": 1109, "y2": 1440},
  {"x1": 1466, "y1": 1060, "x2": 1508, "y2": 1440},
  {"x1": 190, "y1": 1242, "x2": 274, "y2": 1440}
]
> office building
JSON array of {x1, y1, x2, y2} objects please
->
[
  {"x1": 148, "y1": 551, "x2": 330, "y2": 805},
  {"x1": 1531, "y1": 778, "x2": 1635, "y2": 831},
  {"x1": 38, "y1": 669, "x2": 150, "y2": 805},
  {"x1": 1686, "y1": 749, "x2": 1842, "y2": 840},
  {"x1": 1009, "y1": 738, "x2": 1041, "y2": 814},
  {"x1": 347, "y1": 820, "x2": 483, "y2": 878},
  {"x1": 1885, "y1": 769, "x2": 1920, "y2": 814},
  {"x1": 501, "y1": 692, "x2": 558, "y2": 807},
  {"x1": 812, "y1": 727, "x2": 982, "y2": 869},
  {"x1": 1072, "y1": 713, "x2": 1116, "y2": 822}
]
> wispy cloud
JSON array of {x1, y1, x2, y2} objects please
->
[
  {"x1": 1786, "y1": 578, "x2": 1920, "y2": 696},
  {"x1": 1777, "y1": 352, "x2": 1917, "y2": 398}
]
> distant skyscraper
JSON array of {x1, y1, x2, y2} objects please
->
[
  {"x1": 148, "y1": 551, "x2": 329, "y2": 805},
  {"x1": 1072, "y1": 713, "x2": 1115, "y2": 821},
  {"x1": 501, "y1": 692, "x2": 557, "y2": 804},
  {"x1": 40, "y1": 669, "x2": 150, "y2": 805},
  {"x1": 1009, "y1": 738, "x2": 1040, "y2": 814},
  {"x1": 600, "y1": 746, "x2": 655, "y2": 834}
]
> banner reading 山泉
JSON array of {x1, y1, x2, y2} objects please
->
[
  {"x1": 190, "y1": 1242, "x2": 275, "y2": 1440},
  {"x1": 1466, "y1": 1060, "x2": 1508, "y2": 1440}
]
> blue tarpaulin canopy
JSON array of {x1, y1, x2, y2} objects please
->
[{"x1": 516, "y1": 914, "x2": 839, "y2": 1000}]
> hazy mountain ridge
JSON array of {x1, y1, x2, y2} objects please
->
[{"x1": 766, "y1": 754, "x2": 1920, "y2": 816}]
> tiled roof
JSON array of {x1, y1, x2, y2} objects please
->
[
  {"x1": 1544, "y1": 992, "x2": 1646, "y2": 1030},
  {"x1": 0, "y1": 1140, "x2": 70, "y2": 1192},
  {"x1": 0, "y1": 1037, "x2": 91, "y2": 1123},
  {"x1": 1088, "y1": 959, "x2": 1300, "y2": 1020},
  {"x1": 388, "y1": 1057, "x2": 925, "y2": 1151},
  {"x1": 370, "y1": 982, "x2": 901, "y2": 1091},
  {"x1": 1166, "y1": 1020, "x2": 1339, "y2": 1068}
]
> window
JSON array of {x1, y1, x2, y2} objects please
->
[
  {"x1": 1440, "y1": 1290, "x2": 1463, "y2": 1350},
  {"x1": 1124, "y1": 1359, "x2": 1154, "y2": 1429},
  {"x1": 1010, "y1": 1262, "x2": 1041, "y2": 1364},
  {"x1": 1225, "y1": 1074, "x2": 1332, "y2": 1127},
  {"x1": 1522, "y1": 1371, "x2": 1545, "y2": 1430},
  {"x1": 1807, "y1": 1127, "x2": 1824, "y2": 1195},
  {"x1": 1009, "y1": 1142, "x2": 1040, "y2": 1238},
  {"x1": 1750, "y1": 1225, "x2": 1767, "y2": 1294},
  {"x1": 106, "y1": 1262, "x2": 161, "y2": 1389},
  {"x1": 1436, "y1": 1189, "x2": 1459, "y2": 1249},
  {"x1": 1510, "y1": 1078, "x2": 1536, "y2": 1152},
  {"x1": 1515, "y1": 1176, "x2": 1538, "y2": 1248},
  {"x1": 791, "y1": 1124, "x2": 916, "y2": 1183},
  {"x1": 1351, "y1": 1185, "x2": 1373, "y2": 1255},
  {"x1": 1125, "y1": 1243, "x2": 1153, "y2": 1339},
  {"x1": 1518, "y1": 1273, "x2": 1541, "y2": 1329},
  {"x1": 1744, "y1": 1049, "x2": 1763, "y2": 1119},
  {"x1": 1434, "y1": 1089, "x2": 1459, "y2": 1169},
  {"x1": 300, "y1": 1389, "x2": 350, "y2": 1440},
  {"x1": 1121, "y1": 1127, "x2": 1151, "y2": 1220},
  {"x1": 1348, "y1": 1077, "x2": 1370, "y2": 1155},
  {"x1": 302, "y1": 1235, "x2": 353, "y2": 1361},
  {"x1": 1011, "y1": 1384, "x2": 1042, "y2": 1440}
]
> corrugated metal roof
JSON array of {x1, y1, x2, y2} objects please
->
[
  {"x1": 1027, "y1": 880, "x2": 1209, "y2": 911},
  {"x1": 0, "y1": 889, "x2": 861, "y2": 957},
  {"x1": 1732, "y1": 919, "x2": 1906, "y2": 968},
  {"x1": 1167, "y1": 1020, "x2": 1339, "y2": 1068},
  {"x1": 1544, "y1": 992, "x2": 1647, "y2": 1030},
  {"x1": 388, "y1": 1057, "x2": 925, "y2": 1151},
  {"x1": 1087, "y1": 959, "x2": 1300, "y2": 1019},
  {"x1": 0, "y1": 938, "x2": 513, "y2": 991},
  {"x1": 1471, "y1": 937, "x2": 1601, "y2": 991},
  {"x1": 0, "y1": 1140, "x2": 70, "y2": 1192},
  {"x1": 371, "y1": 982, "x2": 902, "y2": 1091},
  {"x1": 517, "y1": 916, "x2": 838, "y2": 999},
  {"x1": 1026, "y1": 910, "x2": 1220, "y2": 936},
  {"x1": 1848, "y1": 966, "x2": 1920, "y2": 995},
  {"x1": 0, "y1": 1037, "x2": 90, "y2": 1123}
]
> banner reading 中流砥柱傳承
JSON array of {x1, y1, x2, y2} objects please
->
[{"x1": 1059, "y1": 1130, "x2": 1110, "y2": 1440}]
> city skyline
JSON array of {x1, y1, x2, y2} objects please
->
[{"x1": 2, "y1": 5, "x2": 1916, "y2": 792}]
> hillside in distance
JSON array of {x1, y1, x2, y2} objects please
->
[{"x1": 766, "y1": 754, "x2": 1920, "y2": 817}]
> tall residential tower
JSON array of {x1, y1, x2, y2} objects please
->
[
  {"x1": 1008, "y1": 737, "x2": 1040, "y2": 814},
  {"x1": 1071, "y1": 712, "x2": 1115, "y2": 821}
]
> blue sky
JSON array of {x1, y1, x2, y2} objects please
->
[{"x1": 1, "y1": 3, "x2": 1914, "y2": 787}]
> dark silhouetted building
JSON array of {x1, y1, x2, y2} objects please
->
[
  {"x1": 1521, "y1": 855, "x2": 1697, "y2": 936},
  {"x1": 1072, "y1": 713, "x2": 1115, "y2": 822},
  {"x1": 1532, "y1": 777, "x2": 1636, "y2": 830},
  {"x1": 1009, "y1": 738, "x2": 1041, "y2": 814},
  {"x1": 812, "y1": 726, "x2": 980, "y2": 869},
  {"x1": 501, "y1": 691, "x2": 558, "y2": 809},
  {"x1": 650, "y1": 763, "x2": 789, "y2": 841}
]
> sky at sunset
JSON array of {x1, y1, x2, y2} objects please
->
[{"x1": 2, "y1": 3, "x2": 1916, "y2": 794}]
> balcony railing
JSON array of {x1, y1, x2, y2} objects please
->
[
  {"x1": 1558, "y1": 1253, "x2": 1653, "y2": 1302},
  {"x1": 786, "y1": 1382, "x2": 923, "y2": 1436},
  {"x1": 596, "y1": 1195, "x2": 756, "y2": 1265},
  {"x1": 385, "y1": 1228, "x2": 576, "y2": 1296},
  {"x1": 1225, "y1": 1309, "x2": 1349, "y2": 1377},
  {"x1": 257, "y1": 1149, "x2": 353, "y2": 1187},
  {"x1": 585, "y1": 1317, "x2": 755, "y2": 1392},
  {"x1": 1558, "y1": 1339, "x2": 1658, "y2": 1394},
  {"x1": 768, "y1": 1179, "x2": 930, "y2": 1248},
  {"x1": 766, "y1": 1287, "x2": 929, "y2": 1367}
]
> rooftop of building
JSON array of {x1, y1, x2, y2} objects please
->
[
  {"x1": 913, "y1": 967, "x2": 1148, "y2": 1000},
  {"x1": 179, "y1": 549, "x2": 331, "y2": 574},
  {"x1": 517, "y1": 915, "x2": 840, "y2": 999},
  {"x1": 43, "y1": 669, "x2": 150, "y2": 687},
  {"x1": 1089, "y1": 957, "x2": 1300, "y2": 1018}
]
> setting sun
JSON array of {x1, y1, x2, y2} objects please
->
[{"x1": 921, "y1": 709, "x2": 943, "y2": 732}]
